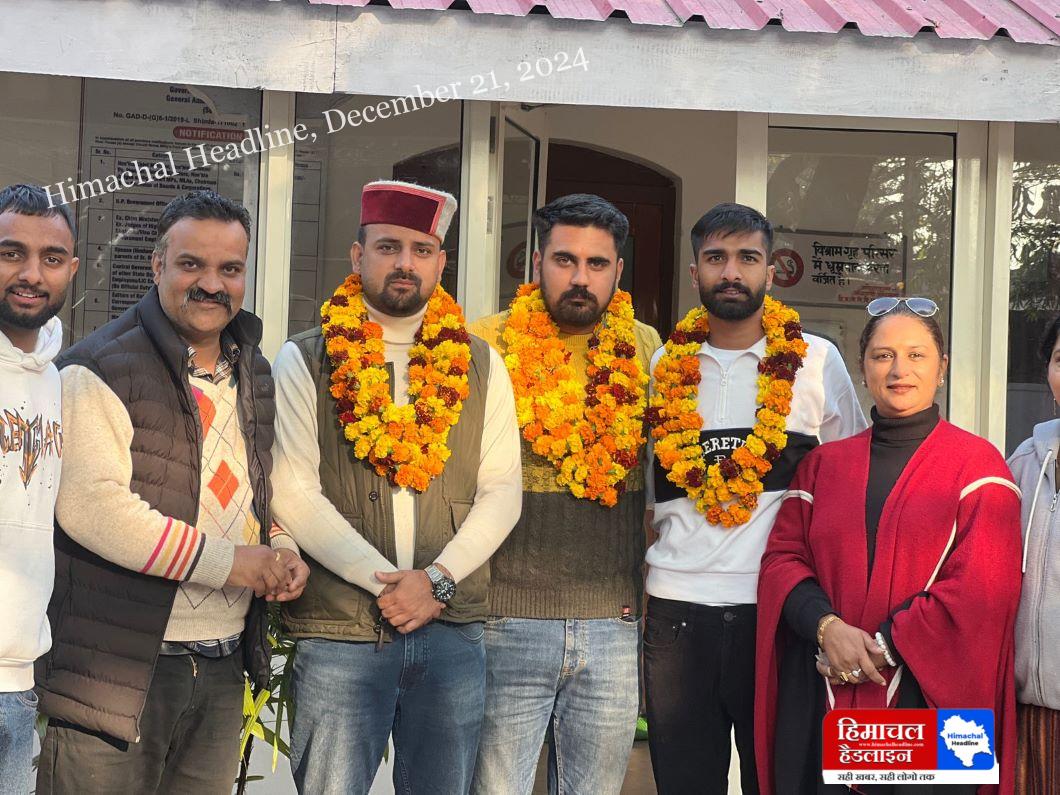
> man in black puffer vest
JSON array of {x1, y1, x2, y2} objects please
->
[{"x1": 34, "y1": 191, "x2": 309, "y2": 794}]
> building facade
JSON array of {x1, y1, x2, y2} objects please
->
[{"x1": 2, "y1": 0, "x2": 1058, "y2": 453}]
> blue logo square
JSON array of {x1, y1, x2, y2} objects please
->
[{"x1": 936, "y1": 709, "x2": 995, "y2": 771}]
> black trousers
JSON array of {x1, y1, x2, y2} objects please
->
[
  {"x1": 644, "y1": 596, "x2": 759, "y2": 795},
  {"x1": 36, "y1": 650, "x2": 245, "y2": 795}
]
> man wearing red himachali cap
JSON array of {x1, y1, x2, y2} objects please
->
[{"x1": 270, "y1": 179, "x2": 523, "y2": 793}]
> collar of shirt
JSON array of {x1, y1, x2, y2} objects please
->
[
  {"x1": 187, "y1": 332, "x2": 241, "y2": 384},
  {"x1": 697, "y1": 334, "x2": 768, "y2": 363}
]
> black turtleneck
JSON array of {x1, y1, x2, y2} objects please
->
[
  {"x1": 782, "y1": 404, "x2": 941, "y2": 643},
  {"x1": 865, "y1": 404, "x2": 940, "y2": 570}
]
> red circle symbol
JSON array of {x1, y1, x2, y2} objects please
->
[{"x1": 771, "y1": 248, "x2": 804, "y2": 288}]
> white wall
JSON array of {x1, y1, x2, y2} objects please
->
[{"x1": 6, "y1": 0, "x2": 1059, "y2": 122}]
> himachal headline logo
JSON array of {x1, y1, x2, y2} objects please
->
[{"x1": 822, "y1": 708, "x2": 998, "y2": 786}]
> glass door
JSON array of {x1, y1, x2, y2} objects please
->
[
  {"x1": 496, "y1": 118, "x2": 539, "y2": 311},
  {"x1": 767, "y1": 127, "x2": 957, "y2": 416}
]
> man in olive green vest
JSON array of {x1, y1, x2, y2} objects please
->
[
  {"x1": 270, "y1": 180, "x2": 522, "y2": 794},
  {"x1": 470, "y1": 194, "x2": 662, "y2": 794}
]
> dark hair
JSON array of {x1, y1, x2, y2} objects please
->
[
  {"x1": 0, "y1": 183, "x2": 76, "y2": 238},
  {"x1": 858, "y1": 303, "x2": 946, "y2": 364},
  {"x1": 532, "y1": 194, "x2": 629, "y2": 254},
  {"x1": 691, "y1": 202, "x2": 773, "y2": 257},
  {"x1": 1040, "y1": 313, "x2": 1060, "y2": 364},
  {"x1": 154, "y1": 190, "x2": 251, "y2": 257}
]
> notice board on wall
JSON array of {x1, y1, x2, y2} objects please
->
[
  {"x1": 769, "y1": 229, "x2": 906, "y2": 308},
  {"x1": 73, "y1": 81, "x2": 259, "y2": 339}
]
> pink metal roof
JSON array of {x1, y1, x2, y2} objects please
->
[{"x1": 311, "y1": 0, "x2": 1060, "y2": 43}]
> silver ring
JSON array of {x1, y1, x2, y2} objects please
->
[{"x1": 851, "y1": 667, "x2": 863, "y2": 679}]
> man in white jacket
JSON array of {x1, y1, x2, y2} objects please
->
[{"x1": 0, "y1": 184, "x2": 78, "y2": 793}]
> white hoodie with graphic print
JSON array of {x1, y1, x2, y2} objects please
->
[{"x1": 0, "y1": 317, "x2": 63, "y2": 692}]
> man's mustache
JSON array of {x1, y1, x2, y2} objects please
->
[
  {"x1": 560, "y1": 286, "x2": 597, "y2": 305},
  {"x1": 713, "y1": 281, "x2": 752, "y2": 297},
  {"x1": 385, "y1": 270, "x2": 422, "y2": 289},
  {"x1": 6, "y1": 283, "x2": 49, "y2": 300},
  {"x1": 184, "y1": 286, "x2": 232, "y2": 311}
]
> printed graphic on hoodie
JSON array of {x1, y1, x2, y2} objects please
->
[
  {"x1": 0, "y1": 408, "x2": 62, "y2": 487},
  {"x1": 653, "y1": 427, "x2": 819, "y2": 504}
]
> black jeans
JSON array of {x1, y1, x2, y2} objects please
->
[
  {"x1": 36, "y1": 650, "x2": 245, "y2": 795},
  {"x1": 644, "y1": 596, "x2": 759, "y2": 795}
]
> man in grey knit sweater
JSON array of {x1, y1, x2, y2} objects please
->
[{"x1": 470, "y1": 194, "x2": 661, "y2": 795}]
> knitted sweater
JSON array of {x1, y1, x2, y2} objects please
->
[
  {"x1": 57, "y1": 361, "x2": 292, "y2": 643},
  {"x1": 471, "y1": 310, "x2": 662, "y2": 619}
]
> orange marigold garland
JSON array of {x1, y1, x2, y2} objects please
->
[
  {"x1": 502, "y1": 284, "x2": 647, "y2": 507},
  {"x1": 321, "y1": 273, "x2": 471, "y2": 492},
  {"x1": 645, "y1": 295, "x2": 808, "y2": 527}
]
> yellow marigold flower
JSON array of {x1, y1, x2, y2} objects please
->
[
  {"x1": 501, "y1": 285, "x2": 646, "y2": 506},
  {"x1": 321, "y1": 273, "x2": 469, "y2": 491},
  {"x1": 745, "y1": 436, "x2": 767, "y2": 457}
]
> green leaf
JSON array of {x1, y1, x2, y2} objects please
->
[
  {"x1": 35, "y1": 713, "x2": 48, "y2": 741},
  {"x1": 258, "y1": 725, "x2": 292, "y2": 757},
  {"x1": 239, "y1": 687, "x2": 272, "y2": 756},
  {"x1": 242, "y1": 680, "x2": 255, "y2": 714}
]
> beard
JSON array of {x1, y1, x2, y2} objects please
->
[
  {"x1": 701, "y1": 279, "x2": 766, "y2": 321},
  {"x1": 366, "y1": 269, "x2": 431, "y2": 317},
  {"x1": 541, "y1": 275, "x2": 615, "y2": 330},
  {"x1": 0, "y1": 284, "x2": 68, "y2": 331}
]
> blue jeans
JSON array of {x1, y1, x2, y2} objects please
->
[
  {"x1": 0, "y1": 689, "x2": 37, "y2": 795},
  {"x1": 471, "y1": 617, "x2": 639, "y2": 795},
  {"x1": 290, "y1": 621, "x2": 486, "y2": 795}
]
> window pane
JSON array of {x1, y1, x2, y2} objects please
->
[
  {"x1": 497, "y1": 120, "x2": 537, "y2": 310},
  {"x1": 1006, "y1": 123, "x2": 1060, "y2": 454},
  {"x1": 287, "y1": 94, "x2": 462, "y2": 337},
  {"x1": 767, "y1": 128, "x2": 956, "y2": 415}
]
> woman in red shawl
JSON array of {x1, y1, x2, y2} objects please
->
[{"x1": 755, "y1": 298, "x2": 1023, "y2": 795}]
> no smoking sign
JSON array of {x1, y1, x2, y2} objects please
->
[{"x1": 771, "y1": 248, "x2": 804, "y2": 288}]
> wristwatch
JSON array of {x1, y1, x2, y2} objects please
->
[{"x1": 425, "y1": 564, "x2": 456, "y2": 605}]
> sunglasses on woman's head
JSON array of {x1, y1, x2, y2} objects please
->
[{"x1": 865, "y1": 296, "x2": 939, "y2": 318}]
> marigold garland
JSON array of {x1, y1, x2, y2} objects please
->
[
  {"x1": 320, "y1": 273, "x2": 471, "y2": 492},
  {"x1": 502, "y1": 284, "x2": 648, "y2": 507},
  {"x1": 645, "y1": 295, "x2": 808, "y2": 527}
]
